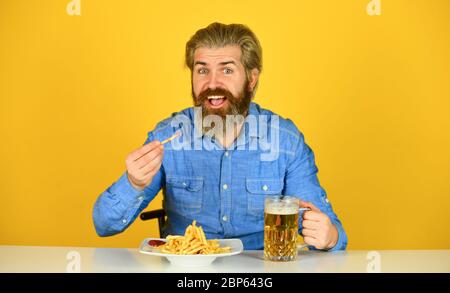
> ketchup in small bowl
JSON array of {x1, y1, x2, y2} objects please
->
[{"x1": 148, "y1": 240, "x2": 166, "y2": 247}]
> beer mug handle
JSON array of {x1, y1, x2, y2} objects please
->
[{"x1": 298, "y1": 207, "x2": 312, "y2": 250}]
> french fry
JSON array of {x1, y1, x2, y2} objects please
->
[
  {"x1": 156, "y1": 220, "x2": 231, "y2": 255},
  {"x1": 199, "y1": 226, "x2": 207, "y2": 245},
  {"x1": 161, "y1": 131, "x2": 182, "y2": 145}
]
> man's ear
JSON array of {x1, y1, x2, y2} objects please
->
[{"x1": 248, "y1": 68, "x2": 260, "y2": 92}]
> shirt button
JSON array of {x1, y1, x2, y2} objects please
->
[
  {"x1": 182, "y1": 182, "x2": 187, "y2": 187},
  {"x1": 138, "y1": 196, "x2": 144, "y2": 201},
  {"x1": 325, "y1": 198, "x2": 329, "y2": 203},
  {"x1": 223, "y1": 184, "x2": 228, "y2": 190},
  {"x1": 262, "y1": 185, "x2": 268, "y2": 191},
  {"x1": 224, "y1": 151, "x2": 229, "y2": 157},
  {"x1": 122, "y1": 219, "x2": 127, "y2": 224},
  {"x1": 222, "y1": 216, "x2": 228, "y2": 222}
]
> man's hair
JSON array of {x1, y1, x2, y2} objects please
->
[{"x1": 185, "y1": 22, "x2": 262, "y2": 97}]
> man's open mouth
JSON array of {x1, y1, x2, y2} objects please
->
[{"x1": 207, "y1": 95, "x2": 227, "y2": 108}]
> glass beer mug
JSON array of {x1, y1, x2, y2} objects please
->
[{"x1": 264, "y1": 195, "x2": 311, "y2": 261}]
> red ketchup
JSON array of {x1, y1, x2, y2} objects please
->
[{"x1": 148, "y1": 240, "x2": 166, "y2": 247}]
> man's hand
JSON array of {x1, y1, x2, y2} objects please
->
[
  {"x1": 125, "y1": 141, "x2": 164, "y2": 191},
  {"x1": 300, "y1": 200, "x2": 338, "y2": 250}
]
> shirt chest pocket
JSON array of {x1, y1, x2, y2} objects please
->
[
  {"x1": 165, "y1": 176, "x2": 204, "y2": 216},
  {"x1": 246, "y1": 178, "x2": 284, "y2": 218}
]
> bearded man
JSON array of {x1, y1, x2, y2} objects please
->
[{"x1": 93, "y1": 23, "x2": 347, "y2": 251}]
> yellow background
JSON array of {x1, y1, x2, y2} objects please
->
[{"x1": 1, "y1": 0, "x2": 449, "y2": 249}]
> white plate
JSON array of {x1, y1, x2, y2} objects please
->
[{"x1": 139, "y1": 237, "x2": 243, "y2": 267}]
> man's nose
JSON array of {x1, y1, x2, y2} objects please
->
[{"x1": 206, "y1": 71, "x2": 220, "y2": 89}]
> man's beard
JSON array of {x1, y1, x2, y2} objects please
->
[
  {"x1": 192, "y1": 81, "x2": 252, "y2": 137},
  {"x1": 192, "y1": 81, "x2": 252, "y2": 120}
]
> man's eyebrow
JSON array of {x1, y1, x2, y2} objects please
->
[
  {"x1": 219, "y1": 61, "x2": 236, "y2": 66},
  {"x1": 193, "y1": 60, "x2": 237, "y2": 66},
  {"x1": 194, "y1": 61, "x2": 207, "y2": 66}
]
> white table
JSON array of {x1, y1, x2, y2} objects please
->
[{"x1": 0, "y1": 246, "x2": 449, "y2": 273}]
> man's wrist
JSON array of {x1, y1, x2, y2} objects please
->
[{"x1": 126, "y1": 172, "x2": 145, "y2": 191}]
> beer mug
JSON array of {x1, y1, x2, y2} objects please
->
[{"x1": 264, "y1": 195, "x2": 311, "y2": 261}]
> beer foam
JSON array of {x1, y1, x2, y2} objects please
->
[{"x1": 265, "y1": 205, "x2": 298, "y2": 215}]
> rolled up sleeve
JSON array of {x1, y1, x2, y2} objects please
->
[{"x1": 283, "y1": 125, "x2": 348, "y2": 251}]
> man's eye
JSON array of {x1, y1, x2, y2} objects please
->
[
  {"x1": 198, "y1": 68, "x2": 208, "y2": 74},
  {"x1": 224, "y1": 68, "x2": 233, "y2": 74}
]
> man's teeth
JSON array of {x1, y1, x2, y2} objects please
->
[{"x1": 208, "y1": 96, "x2": 225, "y2": 100}]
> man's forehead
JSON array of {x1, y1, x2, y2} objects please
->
[{"x1": 194, "y1": 45, "x2": 242, "y2": 65}]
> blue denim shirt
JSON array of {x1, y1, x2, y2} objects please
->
[{"x1": 93, "y1": 102, "x2": 347, "y2": 250}]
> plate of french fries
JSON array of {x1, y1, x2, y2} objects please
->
[{"x1": 139, "y1": 221, "x2": 243, "y2": 267}]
